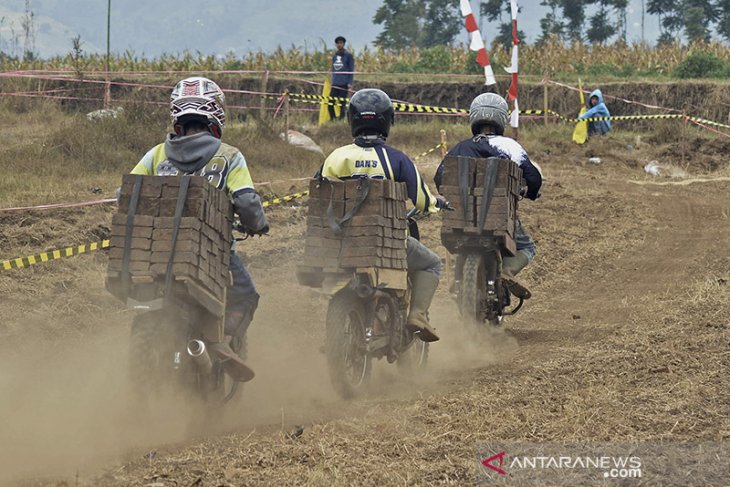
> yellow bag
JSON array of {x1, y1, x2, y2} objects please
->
[
  {"x1": 572, "y1": 78, "x2": 588, "y2": 145},
  {"x1": 318, "y1": 78, "x2": 341, "y2": 125}
]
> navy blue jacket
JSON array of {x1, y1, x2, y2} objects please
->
[
  {"x1": 331, "y1": 51, "x2": 354, "y2": 86},
  {"x1": 434, "y1": 135, "x2": 542, "y2": 200},
  {"x1": 321, "y1": 138, "x2": 442, "y2": 214}
]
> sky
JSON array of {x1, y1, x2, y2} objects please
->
[{"x1": 0, "y1": 0, "x2": 664, "y2": 59}]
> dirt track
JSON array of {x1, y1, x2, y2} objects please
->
[{"x1": 1, "y1": 153, "x2": 729, "y2": 486}]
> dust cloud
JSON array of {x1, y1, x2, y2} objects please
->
[{"x1": 0, "y1": 285, "x2": 519, "y2": 485}]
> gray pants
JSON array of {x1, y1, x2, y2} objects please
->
[
  {"x1": 406, "y1": 237, "x2": 443, "y2": 278},
  {"x1": 515, "y1": 219, "x2": 536, "y2": 262}
]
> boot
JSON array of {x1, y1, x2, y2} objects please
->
[
  {"x1": 502, "y1": 253, "x2": 532, "y2": 300},
  {"x1": 208, "y1": 341, "x2": 255, "y2": 382},
  {"x1": 406, "y1": 271, "x2": 440, "y2": 342}
]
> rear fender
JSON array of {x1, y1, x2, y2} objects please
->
[{"x1": 322, "y1": 274, "x2": 357, "y2": 296}]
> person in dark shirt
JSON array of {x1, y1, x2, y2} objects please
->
[
  {"x1": 319, "y1": 89, "x2": 448, "y2": 342},
  {"x1": 329, "y1": 36, "x2": 354, "y2": 121},
  {"x1": 435, "y1": 93, "x2": 542, "y2": 300}
]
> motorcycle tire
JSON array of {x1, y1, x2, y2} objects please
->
[
  {"x1": 397, "y1": 338, "x2": 429, "y2": 374},
  {"x1": 128, "y1": 310, "x2": 181, "y2": 409},
  {"x1": 460, "y1": 252, "x2": 502, "y2": 328},
  {"x1": 325, "y1": 291, "x2": 371, "y2": 399}
]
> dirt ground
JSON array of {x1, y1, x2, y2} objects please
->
[{"x1": 0, "y1": 131, "x2": 728, "y2": 486}]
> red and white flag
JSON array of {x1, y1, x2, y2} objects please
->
[
  {"x1": 504, "y1": 0, "x2": 520, "y2": 127},
  {"x1": 460, "y1": 0, "x2": 496, "y2": 86}
]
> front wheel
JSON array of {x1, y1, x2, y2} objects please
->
[
  {"x1": 397, "y1": 338, "x2": 429, "y2": 374},
  {"x1": 325, "y1": 291, "x2": 371, "y2": 399}
]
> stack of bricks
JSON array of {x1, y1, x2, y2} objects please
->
[
  {"x1": 107, "y1": 175, "x2": 233, "y2": 303},
  {"x1": 301, "y1": 178, "x2": 408, "y2": 273},
  {"x1": 438, "y1": 156, "x2": 521, "y2": 254}
]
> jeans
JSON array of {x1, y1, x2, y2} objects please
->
[
  {"x1": 406, "y1": 237, "x2": 443, "y2": 278},
  {"x1": 226, "y1": 251, "x2": 259, "y2": 338},
  {"x1": 328, "y1": 84, "x2": 349, "y2": 120},
  {"x1": 515, "y1": 219, "x2": 536, "y2": 262}
]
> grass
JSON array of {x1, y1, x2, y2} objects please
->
[
  {"x1": 1, "y1": 92, "x2": 728, "y2": 209},
  {"x1": 1, "y1": 91, "x2": 729, "y2": 486}
]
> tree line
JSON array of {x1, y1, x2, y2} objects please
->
[{"x1": 374, "y1": 0, "x2": 730, "y2": 48}]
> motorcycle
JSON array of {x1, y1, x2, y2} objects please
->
[
  {"x1": 107, "y1": 174, "x2": 265, "y2": 421},
  {"x1": 299, "y1": 208, "x2": 429, "y2": 400},
  {"x1": 439, "y1": 156, "x2": 528, "y2": 329},
  {"x1": 120, "y1": 225, "x2": 257, "y2": 411}
]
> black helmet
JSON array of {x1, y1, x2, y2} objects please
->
[{"x1": 347, "y1": 88, "x2": 395, "y2": 138}]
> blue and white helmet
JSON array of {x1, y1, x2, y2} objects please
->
[{"x1": 170, "y1": 77, "x2": 226, "y2": 138}]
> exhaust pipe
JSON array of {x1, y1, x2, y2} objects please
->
[{"x1": 186, "y1": 339, "x2": 213, "y2": 375}]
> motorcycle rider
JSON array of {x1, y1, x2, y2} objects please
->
[
  {"x1": 318, "y1": 88, "x2": 447, "y2": 342},
  {"x1": 129, "y1": 76, "x2": 269, "y2": 381},
  {"x1": 434, "y1": 93, "x2": 542, "y2": 300}
]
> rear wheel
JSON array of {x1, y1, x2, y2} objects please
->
[
  {"x1": 460, "y1": 252, "x2": 486, "y2": 325},
  {"x1": 325, "y1": 291, "x2": 371, "y2": 399},
  {"x1": 460, "y1": 252, "x2": 502, "y2": 328},
  {"x1": 128, "y1": 310, "x2": 186, "y2": 409}
]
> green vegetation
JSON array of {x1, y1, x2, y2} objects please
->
[
  {"x1": 4, "y1": 39, "x2": 730, "y2": 82},
  {"x1": 673, "y1": 50, "x2": 730, "y2": 78}
]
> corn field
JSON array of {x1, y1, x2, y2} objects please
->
[{"x1": 3, "y1": 38, "x2": 730, "y2": 80}]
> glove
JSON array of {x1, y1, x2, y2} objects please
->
[
  {"x1": 436, "y1": 196, "x2": 454, "y2": 211},
  {"x1": 234, "y1": 220, "x2": 269, "y2": 237}
]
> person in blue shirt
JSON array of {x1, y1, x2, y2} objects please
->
[
  {"x1": 434, "y1": 93, "x2": 542, "y2": 300},
  {"x1": 319, "y1": 89, "x2": 448, "y2": 342},
  {"x1": 329, "y1": 36, "x2": 354, "y2": 121},
  {"x1": 578, "y1": 89, "x2": 611, "y2": 136}
]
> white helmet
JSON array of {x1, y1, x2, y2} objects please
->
[
  {"x1": 170, "y1": 77, "x2": 226, "y2": 138},
  {"x1": 469, "y1": 92, "x2": 508, "y2": 136}
]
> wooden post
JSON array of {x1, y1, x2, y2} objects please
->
[
  {"x1": 681, "y1": 110, "x2": 688, "y2": 170},
  {"x1": 284, "y1": 91, "x2": 290, "y2": 143},
  {"x1": 104, "y1": 0, "x2": 112, "y2": 110},
  {"x1": 543, "y1": 77, "x2": 549, "y2": 126},
  {"x1": 259, "y1": 69, "x2": 269, "y2": 117},
  {"x1": 440, "y1": 129, "x2": 448, "y2": 157}
]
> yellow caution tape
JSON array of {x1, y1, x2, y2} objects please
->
[
  {"x1": 269, "y1": 92, "x2": 730, "y2": 129},
  {"x1": 392, "y1": 102, "x2": 467, "y2": 114},
  {"x1": 289, "y1": 92, "x2": 349, "y2": 103},
  {"x1": 262, "y1": 190, "x2": 309, "y2": 207},
  {"x1": 1, "y1": 191, "x2": 312, "y2": 272},
  {"x1": 413, "y1": 143, "x2": 444, "y2": 161},
  {"x1": 688, "y1": 116, "x2": 730, "y2": 130},
  {"x1": 1, "y1": 240, "x2": 110, "y2": 271},
  {"x1": 579, "y1": 114, "x2": 684, "y2": 122}
]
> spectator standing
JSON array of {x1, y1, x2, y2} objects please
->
[{"x1": 329, "y1": 36, "x2": 354, "y2": 121}]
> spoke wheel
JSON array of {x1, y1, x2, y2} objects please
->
[
  {"x1": 460, "y1": 252, "x2": 487, "y2": 325},
  {"x1": 460, "y1": 252, "x2": 502, "y2": 328},
  {"x1": 397, "y1": 338, "x2": 429, "y2": 374},
  {"x1": 325, "y1": 292, "x2": 371, "y2": 399}
]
